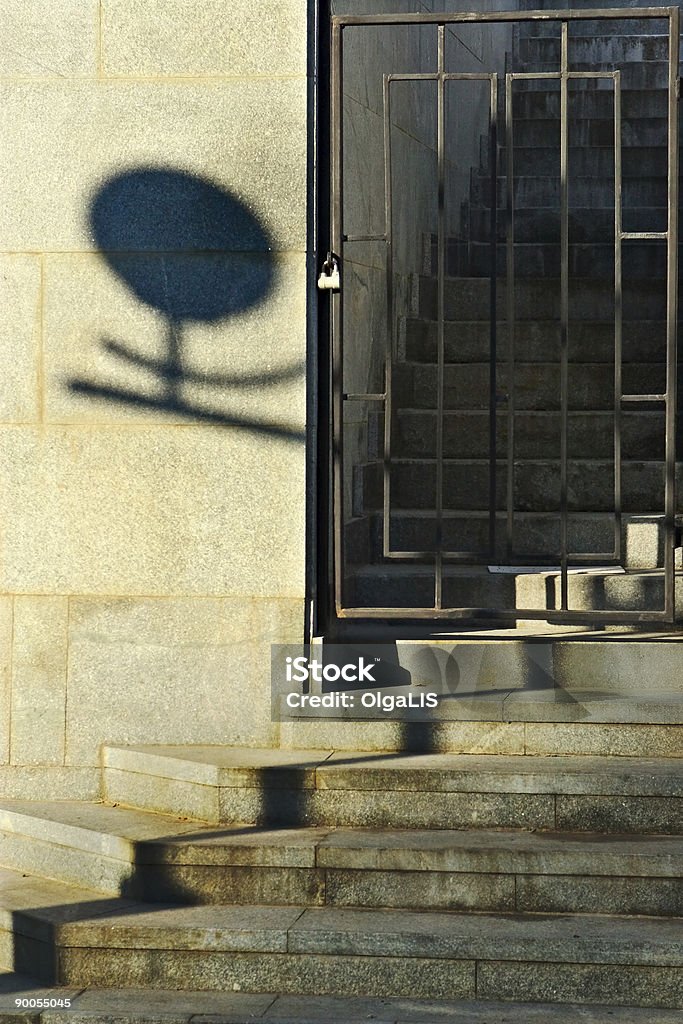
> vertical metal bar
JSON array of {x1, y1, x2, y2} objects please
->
[
  {"x1": 664, "y1": 7, "x2": 679, "y2": 621},
  {"x1": 435, "y1": 24, "x2": 446, "y2": 609},
  {"x1": 613, "y1": 72, "x2": 623, "y2": 564},
  {"x1": 382, "y1": 73, "x2": 393, "y2": 560},
  {"x1": 505, "y1": 72, "x2": 515, "y2": 560},
  {"x1": 559, "y1": 21, "x2": 569, "y2": 611},
  {"x1": 489, "y1": 74, "x2": 498, "y2": 557},
  {"x1": 331, "y1": 21, "x2": 344, "y2": 613}
]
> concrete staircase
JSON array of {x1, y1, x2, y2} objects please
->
[
  {"x1": 344, "y1": 14, "x2": 682, "y2": 619},
  {"x1": 0, "y1": 742, "x2": 682, "y2": 1017}
]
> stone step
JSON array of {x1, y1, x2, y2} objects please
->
[
  {"x1": 392, "y1": 362, "x2": 667, "y2": 412},
  {"x1": 360, "y1": 458, "x2": 677, "y2": 513},
  {"x1": 348, "y1": 563, "x2": 682, "y2": 617},
  {"x1": 510, "y1": 90, "x2": 668, "y2": 120},
  {"x1": 356, "y1": 510, "x2": 671, "y2": 568},
  {"x1": 470, "y1": 174, "x2": 667, "y2": 209},
  {"x1": 443, "y1": 240, "x2": 672, "y2": 279},
  {"x1": 417, "y1": 277, "x2": 666, "y2": 321},
  {"x1": 387, "y1": 410, "x2": 667, "y2": 461},
  {"x1": 4, "y1": 865, "x2": 680, "y2": 1006},
  {"x1": 3, "y1": 975, "x2": 678, "y2": 1024},
  {"x1": 510, "y1": 114, "x2": 668, "y2": 149},
  {"x1": 403, "y1": 319, "x2": 667, "y2": 363},
  {"x1": 465, "y1": 206, "x2": 667, "y2": 241},
  {"x1": 102, "y1": 746, "x2": 683, "y2": 829},
  {"x1": 1, "y1": 801, "x2": 681, "y2": 916},
  {"x1": 517, "y1": 34, "x2": 670, "y2": 64}
]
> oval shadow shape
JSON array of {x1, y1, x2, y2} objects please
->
[{"x1": 90, "y1": 168, "x2": 274, "y2": 321}]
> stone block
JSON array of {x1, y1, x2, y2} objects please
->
[
  {"x1": 525, "y1": 722, "x2": 683, "y2": 758},
  {"x1": 476, "y1": 961, "x2": 683, "y2": 1009},
  {"x1": 58, "y1": 948, "x2": 475, "y2": 998},
  {"x1": 279, "y1": 720, "x2": 526, "y2": 753},
  {"x1": 146, "y1": 827, "x2": 326, "y2": 867},
  {"x1": 0, "y1": 431, "x2": 305, "y2": 599},
  {"x1": 556, "y1": 794, "x2": 683, "y2": 834},
  {"x1": 0, "y1": 0, "x2": 98, "y2": 77},
  {"x1": 516, "y1": 874, "x2": 683, "y2": 917},
  {"x1": 65, "y1": 599, "x2": 303, "y2": 764},
  {"x1": 137, "y1": 864, "x2": 326, "y2": 906},
  {"x1": 0, "y1": 601, "x2": 11, "y2": 765},
  {"x1": 10, "y1": 597, "x2": 68, "y2": 765},
  {"x1": 57, "y1": 903, "x2": 300, "y2": 951},
  {"x1": 0, "y1": 767, "x2": 99, "y2": 800},
  {"x1": 102, "y1": 0, "x2": 307, "y2": 77},
  {"x1": 0, "y1": 80, "x2": 307, "y2": 252},
  {"x1": 325, "y1": 868, "x2": 515, "y2": 911},
  {"x1": 306, "y1": 790, "x2": 555, "y2": 830},
  {"x1": 0, "y1": 830, "x2": 133, "y2": 896},
  {"x1": 103, "y1": 768, "x2": 221, "y2": 823},
  {"x1": 42, "y1": 251, "x2": 306, "y2": 428},
  {"x1": 0, "y1": 256, "x2": 41, "y2": 423}
]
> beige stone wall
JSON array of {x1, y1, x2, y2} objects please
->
[{"x1": 0, "y1": 0, "x2": 309, "y2": 791}]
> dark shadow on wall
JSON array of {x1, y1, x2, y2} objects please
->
[{"x1": 68, "y1": 167, "x2": 305, "y2": 443}]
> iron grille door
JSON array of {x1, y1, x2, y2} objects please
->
[{"x1": 328, "y1": 7, "x2": 679, "y2": 625}]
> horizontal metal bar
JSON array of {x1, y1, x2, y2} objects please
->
[
  {"x1": 337, "y1": 605, "x2": 675, "y2": 623},
  {"x1": 509, "y1": 73, "x2": 561, "y2": 81},
  {"x1": 621, "y1": 394, "x2": 666, "y2": 403},
  {"x1": 334, "y1": 8, "x2": 675, "y2": 27},
  {"x1": 387, "y1": 72, "x2": 496, "y2": 83},
  {"x1": 508, "y1": 71, "x2": 616, "y2": 82},
  {"x1": 343, "y1": 393, "x2": 386, "y2": 402},
  {"x1": 387, "y1": 73, "x2": 439, "y2": 81},
  {"x1": 382, "y1": 550, "x2": 442, "y2": 560},
  {"x1": 566, "y1": 552, "x2": 619, "y2": 562},
  {"x1": 444, "y1": 73, "x2": 497, "y2": 81},
  {"x1": 381, "y1": 550, "x2": 493, "y2": 561},
  {"x1": 343, "y1": 233, "x2": 387, "y2": 243},
  {"x1": 567, "y1": 71, "x2": 619, "y2": 79},
  {"x1": 620, "y1": 232, "x2": 668, "y2": 240}
]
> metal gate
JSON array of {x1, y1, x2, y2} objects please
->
[{"x1": 325, "y1": 7, "x2": 679, "y2": 625}]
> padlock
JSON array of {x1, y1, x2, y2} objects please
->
[{"x1": 317, "y1": 252, "x2": 341, "y2": 292}]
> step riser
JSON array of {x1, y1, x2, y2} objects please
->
[
  {"x1": 393, "y1": 363, "x2": 668, "y2": 411},
  {"x1": 404, "y1": 320, "x2": 667, "y2": 364},
  {"x1": 517, "y1": 18, "x2": 670, "y2": 37},
  {"x1": 58, "y1": 952, "x2": 683, "y2": 1008},
  {"x1": 104, "y1": 774, "x2": 683, "y2": 834},
  {"x1": 512, "y1": 115, "x2": 667, "y2": 147},
  {"x1": 449, "y1": 243, "x2": 670, "y2": 280},
  {"x1": 349, "y1": 572, "x2": 680, "y2": 615},
  {"x1": 360, "y1": 461, "x2": 676, "y2": 513},
  {"x1": 355, "y1": 513, "x2": 668, "y2": 568},
  {"x1": 387, "y1": 412, "x2": 667, "y2": 461},
  {"x1": 471, "y1": 176, "x2": 667, "y2": 209},
  {"x1": 510, "y1": 92, "x2": 668, "y2": 119},
  {"x1": 48, "y1": 947, "x2": 683, "y2": 1007},
  {"x1": 518, "y1": 36, "x2": 670, "y2": 64},
  {"x1": 3, "y1": 826, "x2": 679, "y2": 916},
  {"x1": 466, "y1": 207, "x2": 667, "y2": 242},
  {"x1": 417, "y1": 278, "x2": 666, "y2": 320}
]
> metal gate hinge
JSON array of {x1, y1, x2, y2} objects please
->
[{"x1": 317, "y1": 252, "x2": 341, "y2": 292}]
